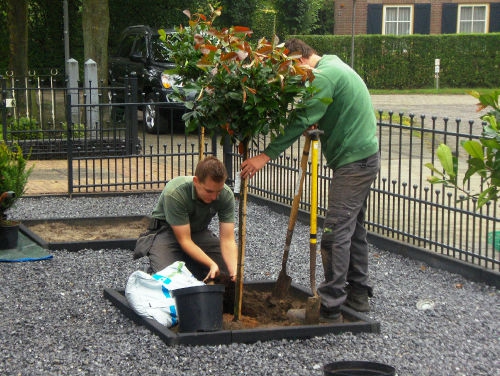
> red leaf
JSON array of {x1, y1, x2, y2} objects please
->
[{"x1": 233, "y1": 26, "x2": 252, "y2": 34}]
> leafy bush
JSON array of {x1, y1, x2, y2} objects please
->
[
  {"x1": 0, "y1": 142, "x2": 34, "y2": 220},
  {"x1": 427, "y1": 90, "x2": 500, "y2": 208},
  {"x1": 1, "y1": 117, "x2": 42, "y2": 141}
]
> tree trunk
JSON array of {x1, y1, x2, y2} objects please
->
[
  {"x1": 7, "y1": 0, "x2": 28, "y2": 78},
  {"x1": 6, "y1": 0, "x2": 28, "y2": 114},
  {"x1": 82, "y1": 0, "x2": 110, "y2": 85},
  {"x1": 233, "y1": 139, "x2": 250, "y2": 321}
]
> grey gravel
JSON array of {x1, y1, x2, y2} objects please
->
[{"x1": 2, "y1": 194, "x2": 499, "y2": 376}]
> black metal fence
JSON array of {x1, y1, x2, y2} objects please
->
[
  {"x1": 237, "y1": 114, "x2": 500, "y2": 273},
  {"x1": 1, "y1": 75, "x2": 499, "y2": 273}
]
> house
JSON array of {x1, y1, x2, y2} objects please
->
[{"x1": 334, "y1": 0, "x2": 500, "y2": 35}]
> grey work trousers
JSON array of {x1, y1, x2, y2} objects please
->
[
  {"x1": 317, "y1": 152, "x2": 380, "y2": 312},
  {"x1": 148, "y1": 227, "x2": 227, "y2": 281}
]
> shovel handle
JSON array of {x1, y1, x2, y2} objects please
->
[{"x1": 281, "y1": 136, "x2": 311, "y2": 270}]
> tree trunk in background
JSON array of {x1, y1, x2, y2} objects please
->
[
  {"x1": 7, "y1": 0, "x2": 28, "y2": 112},
  {"x1": 7, "y1": 0, "x2": 28, "y2": 77},
  {"x1": 82, "y1": 0, "x2": 110, "y2": 85}
]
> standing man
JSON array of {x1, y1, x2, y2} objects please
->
[
  {"x1": 135, "y1": 156, "x2": 238, "y2": 284},
  {"x1": 241, "y1": 38, "x2": 380, "y2": 321}
]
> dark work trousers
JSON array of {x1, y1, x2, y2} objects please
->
[
  {"x1": 148, "y1": 227, "x2": 227, "y2": 281},
  {"x1": 318, "y1": 152, "x2": 380, "y2": 312}
]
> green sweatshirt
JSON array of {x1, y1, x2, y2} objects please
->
[{"x1": 264, "y1": 55, "x2": 379, "y2": 169}]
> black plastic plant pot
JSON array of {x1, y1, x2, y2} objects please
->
[
  {"x1": 323, "y1": 361, "x2": 396, "y2": 376},
  {"x1": 0, "y1": 222, "x2": 19, "y2": 250},
  {"x1": 171, "y1": 284, "x2": 225, "y2": 332}
]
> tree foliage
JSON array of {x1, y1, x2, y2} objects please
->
[
  {"x1": 311, "y1": 0, "x2": 335, "y2": 35},
  {"x1": 274, "y1": 0, "x2": 322, "y2": 40},
  {"x1": 161, "y1": 5, "x2": 316, "y2": 146},
  {"x1": 0, "y1": 0, "x2": 333, "y2": 74}
]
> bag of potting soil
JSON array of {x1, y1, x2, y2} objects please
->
[{"x1": 125, "y1": 261, "x2": 204, "y2": 327}]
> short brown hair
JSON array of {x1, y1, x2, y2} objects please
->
[
  {"x1": 284, "y1": 38, "x2": 317, "y2": 59},
  {"x1": 195, "y1": 156, "x2": 227, "y2": 183}
]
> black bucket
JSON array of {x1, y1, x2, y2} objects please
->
[
  {"x1": 171, "y1": 284, "x2": 225, "y2": 332},
  {"x1": 324, "y1": 361, "x2": 396, "y2": 376},
  {"x1": 0, "y1": 222, "x2": 19, "y2": 250}
]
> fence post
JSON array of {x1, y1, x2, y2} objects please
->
[
  {"x1": 66, "y1": 58, "x2": 79, "y2": 125},
  {"x1": 84, "y1": 59, "x2": 99, "y2": 137},
  {"x1": 1, "y1": 76, "x2": 7, "y2": 141},
  {"x1": 66, "y1": 94, "x2": 73, "y2": 196},
  {"x1": 125, "y1": 75, "x2": 138, "y2": 155}
]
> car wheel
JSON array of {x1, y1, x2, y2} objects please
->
[{"x1": 144, "y1": 95, "x2": 168, "y2": 134}]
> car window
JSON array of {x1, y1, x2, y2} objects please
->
[
  {"x1": 151, "y1": 37, "x2": 171, "y2": 63},
  {"x1": 117, "y1": 34, "x2": 136, "y2": 57},
  {"x1": 132, "y1": 36, "x2": 147, "y2": 59}
]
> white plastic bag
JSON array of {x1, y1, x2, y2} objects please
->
[{"x1": 125, "y1": 261, "x2": 204, "y2": 327}]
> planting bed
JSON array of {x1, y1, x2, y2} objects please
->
[
  {"x1": 19, "y1": 215, "x2": 381, "y2": 346},
  {"x1": 20, "y1": 216, "x2": 149, "y2": 251},
  {"x1": 104, "y1": 281, "x2": 380, "y2": 346}
]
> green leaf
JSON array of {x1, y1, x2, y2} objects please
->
[
  {"x1": 427, "y1": 176, "x2": 446, "y2": 184},
  {"x1": 476, "y1": 186, "x2": 498, "y2": 209},
  {"x1": 436, "y1": 144, "x2": 455, "y2": 177},
  {"x1": 425, "y1": 162, "x2": 444, "y2": 176},
  {"x1": 480, "y1": 137, "x2": 500, "y2": 150},
  {"x1": 465, "y1": 157, "x2": 487, "y2": 179},
  {"x1": 462, "y1": 140, "x2": 484, "y2": 159}
]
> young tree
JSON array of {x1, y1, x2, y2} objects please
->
[{"x1": 163, "y1": 5, "x2": 316, "y2": 319}]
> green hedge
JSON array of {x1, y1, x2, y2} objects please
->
[{"x1": 290, "y1": 33, "x2": 500, "y2": 89}]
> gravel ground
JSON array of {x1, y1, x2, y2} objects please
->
[{"x1": 2, "y1": 194, "x2": 499, "y2": 376}]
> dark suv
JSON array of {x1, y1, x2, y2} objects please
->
[{"x1": 109, "y1": 25, "x2": 184, "y2": 133}]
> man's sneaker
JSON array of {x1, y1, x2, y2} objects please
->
[{"x1": 345, "y1": 285, "x2": 371, "y2": 312}]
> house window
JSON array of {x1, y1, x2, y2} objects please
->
[
  {"x1": 383, "y1": 6, "x2": 413, "y2": 35},
  {"x1": 458, "y1": 4, "x2": 489, "y2": 33}
]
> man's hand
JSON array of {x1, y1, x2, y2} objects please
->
[
  {"x1": 203, "y1": 261, "x2": 220, "y2": 283},
  {"x1": 240, "y1": 153, "x2": 270, "y2": 179}
]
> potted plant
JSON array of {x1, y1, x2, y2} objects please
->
[
  {"x1": 0, "y1": 141, "x2": 34, "y2": 249},
  {"x1": 161, "y1": 5, "x2": 316, "y2": 319}
]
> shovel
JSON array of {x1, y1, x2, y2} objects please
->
[
  {"x1": 304, "y1": 129, "x2": 323, "y2": 324},
  {"x1": 272, "y1": 136, "x2": 311, "y2": 299}
]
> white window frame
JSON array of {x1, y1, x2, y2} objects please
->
[
  {"x1": 382, "y1": 5, "x2": 414, "y2": 35},
  {"x1": 457, "y1": 4, "x2": 489, "y2": 33}
]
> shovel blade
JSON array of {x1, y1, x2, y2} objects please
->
[
  {"x1": 304, "y1": 296, "x2": 321, "y2": 324},
  {"x1": 272, "y1": 271, "x2": 292, "y2": 299}
]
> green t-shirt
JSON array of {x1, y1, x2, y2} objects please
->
[
  {"x1": 151, "y1": 176, "x2": 235, "y2": 232},
  {"x1": 264, "y1": 55, "x2": 379, "y2": 169}
]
